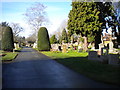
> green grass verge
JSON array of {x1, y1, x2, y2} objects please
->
[
  {"x1": 41, "y1": 51, "x2": 120, "y2": 86},
  {"x1": 2, "y1": 52, "x2": 18, "y2": 61},
  {"x1": 1, "y1": 47, "x2": 22, "y2": 61}
]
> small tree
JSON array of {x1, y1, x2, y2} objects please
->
[
  {"x1": 50, "y1": 35, "x2": 57, "y2": 44},
  {"x1": 2, "y1": 26, "x2": 14, "y2": 51},
  {"x1": 37, "y1": 27, "x2": 51, "y2": 51},
  {"x1": 61, "y1": 29, "x2": 68, "y2": 43}
]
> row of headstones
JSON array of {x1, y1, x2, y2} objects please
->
[
  {"x1": 51, "y1": 43, "x2": 86, "y2": 52},
  {"x1": 51, "y1": 44, "x2": 69, "y2": 52},
  {"x1": 33, "y1": 41, "x2": 95, "y2": 51},
  {"x1": 88, "y1": 51, "x2": 120, "y2": 65}
]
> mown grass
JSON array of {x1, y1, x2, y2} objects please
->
[
  {"x1": 1, "y1": 47, "x2": 22, "y2": 61},
  {"x1": 2, "y1": 52, "x2": 18, "y2": 61},
  {"x1": 41, "y1": 51, "x2": 120, "y2": 86}
]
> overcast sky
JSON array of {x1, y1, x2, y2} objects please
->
[{"x1": 0, "y1": 0, "x2": 72, "y2": 37}]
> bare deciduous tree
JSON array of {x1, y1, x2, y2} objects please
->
[
  {"x1": 10, "y1": 23, "x2": 24, "y2": 42},
  {"x1": 24, "y1": 3, "x2": 48, "y2": 37},
  {"x1": 10, "y1": 23, "x2": 24, "y2": 37}
]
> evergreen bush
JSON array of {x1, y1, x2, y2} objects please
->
[
  {"x1": 37, "y1": 27, "x2": 51, "y2": 51},
  {"x1": 2, "y1": 26, "x2": 14, "y2": 51}
]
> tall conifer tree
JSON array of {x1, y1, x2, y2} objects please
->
[
  {"x1": 68, "y1": 1, "x2": 102, "y2": 51},
  {"x1": 61, "y1": 29, "x2": 68, "y2": 43}
]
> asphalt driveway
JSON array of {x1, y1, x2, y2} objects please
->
[{"x1": 2, "y1": 47, "x2": 119, "y2": 88}]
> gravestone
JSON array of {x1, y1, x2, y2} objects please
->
[
  {"x1": 109, "y1": 41, "x2": 114, "y2": 53},
  {"x1": 99, "y1": 43, "x2": 104, "y2": 51},
  {"x1": 98, "y1": 43, "x2": 104, "y2": 55},
  {"x1": 51, "y1": 44, "x2": 61, "y2": 51},
  {"x1": 118, "y1": 45, "x2": 120, "y2": 49},
  {"x1": 88, "y1": 51, "x2": 99, "y2": 60},
  {"x1": 33, "y1": 43, "x2": 37, "y2": 48},
  {"x1": 78, "y1": 45, "x2": 82, "y2": 52},
  {"x1": 14, "y1": 43, "x2": 19, "y2": 49},
  {"x1": 108, "y1": 54, "x2": 120, "y2": 65},
  {"x1": 101, "y1": 47, "x2": 109, "y2": 55},
  {"x1": 62, "y1": 45, "x2": 67, "y2": 53},
  {"x1": 100, "y1": 55, "x2": 108, "y2": 63}
]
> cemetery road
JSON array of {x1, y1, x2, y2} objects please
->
[{"x1": 2, "y1": 47, "x2": 119, "y2": 88}]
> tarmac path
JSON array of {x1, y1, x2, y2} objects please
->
[{"x1": 2, "y1": 47, "x2": 119, "y2": 88}]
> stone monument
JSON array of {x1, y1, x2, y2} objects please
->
[{"x1": 62, "y1": 45, "x2": 67, "y2": 53}]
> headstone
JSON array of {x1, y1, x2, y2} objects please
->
[
  {"x1": 99, "y1": 43, "x2": 104, "y2": 55},
  {"x1": 101, "y1": 47, "x2": 109, "y2": 55},
  {"x1": 17, "y1": 43, "x2": 19, "y2": 48},
  {"x1": 51, "y1": 44, "x2": 61, "y2": 51},
  {"x1": 100, "y1": 55, "x2": 108, "y2": 63},
  {"x1": 14, "y1": 43, "x2": 19, "y2": 50},
  {"x1": 99, "y1": 43, "x2": 104, "y2": 51},
  {"x1": 109, "y1": 41, "x2": 114, "y2": 53},
  {"x1": 78, "y1": 45, "x2": 82, "y2": 52},
  {"x1": 14, "y1": 43, "x2": 17, "y2": 49},
  {"x1": 118, "y1": 45, "x2": 120, "y2": 49},
  {"x1": 62, "y1": 45, "x2": 67, "y2": 53},
  {"x1": 108, "y1": 54, "x2": 120, "y2": 65},
  {"x1": 88, "y1": 51, "x2": 99, "y2": 60},
  {"x1": 33, "y1": 43, "x2": 37, "y2": 48}
]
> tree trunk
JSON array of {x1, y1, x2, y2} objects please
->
[
  {"x1": 83, "y1": 36, "x2": 88, "y2": 52},
  {"x1": 95, "y1": 32, "x2": 101, "y2": 49}
]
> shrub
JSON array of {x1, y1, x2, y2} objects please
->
[
  {"x1": 62, "y1": 29, "x2": 68, "y2": 43},
  {"x1": 2, "y1": 26, "x2": 14, "y2": 51},
  {"x1": 50, "y1": 35, "x2": 57, "y2": 44},
  {"x1": 37, "y1": 27, "x2": 51, "y2": 51}
]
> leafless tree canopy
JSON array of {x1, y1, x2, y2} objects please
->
[
  {"x1": 24, "y1": 3, "x2": 48, "y2": 33},
  {"x1": 10, "y1": 23, "x2": 24, "y2": 37}
]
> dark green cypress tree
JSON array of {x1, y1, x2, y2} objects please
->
[
  {"x1": 37, "y1": 27, "x2": 51, "y2": 51},
  {"x1": 2, "y1": 26, "x2": 14, "y2": 51},
  {"x1": 68, "y1": 1, "x2": 115, "y2": 49},
  {"x1": 61, "y1": 29, "x2": 68, "y2": 43},
  {"x1": 67, "y1": 1, "x2": 102, "y2": 51}
]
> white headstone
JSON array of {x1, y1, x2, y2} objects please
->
[
  {"x1": 33, "y1": 43, "x2": 37, "y2": 48},
  {"x1": 109, "y1": 41, "x2": 114, "y2": 53},
  {"x1": 14, "y1": 43, "x2": 17, "y2": 49}
]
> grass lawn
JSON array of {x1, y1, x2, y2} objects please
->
[
  {"x1": 1, "y1": 47, "x2": 22, "y2": 61},
  {"x1": 41, "y1": 51, "x2": 120, "y2": 86},
  {"x1": 2, "y1": 52, "x2": 18, "y2": 61}
]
